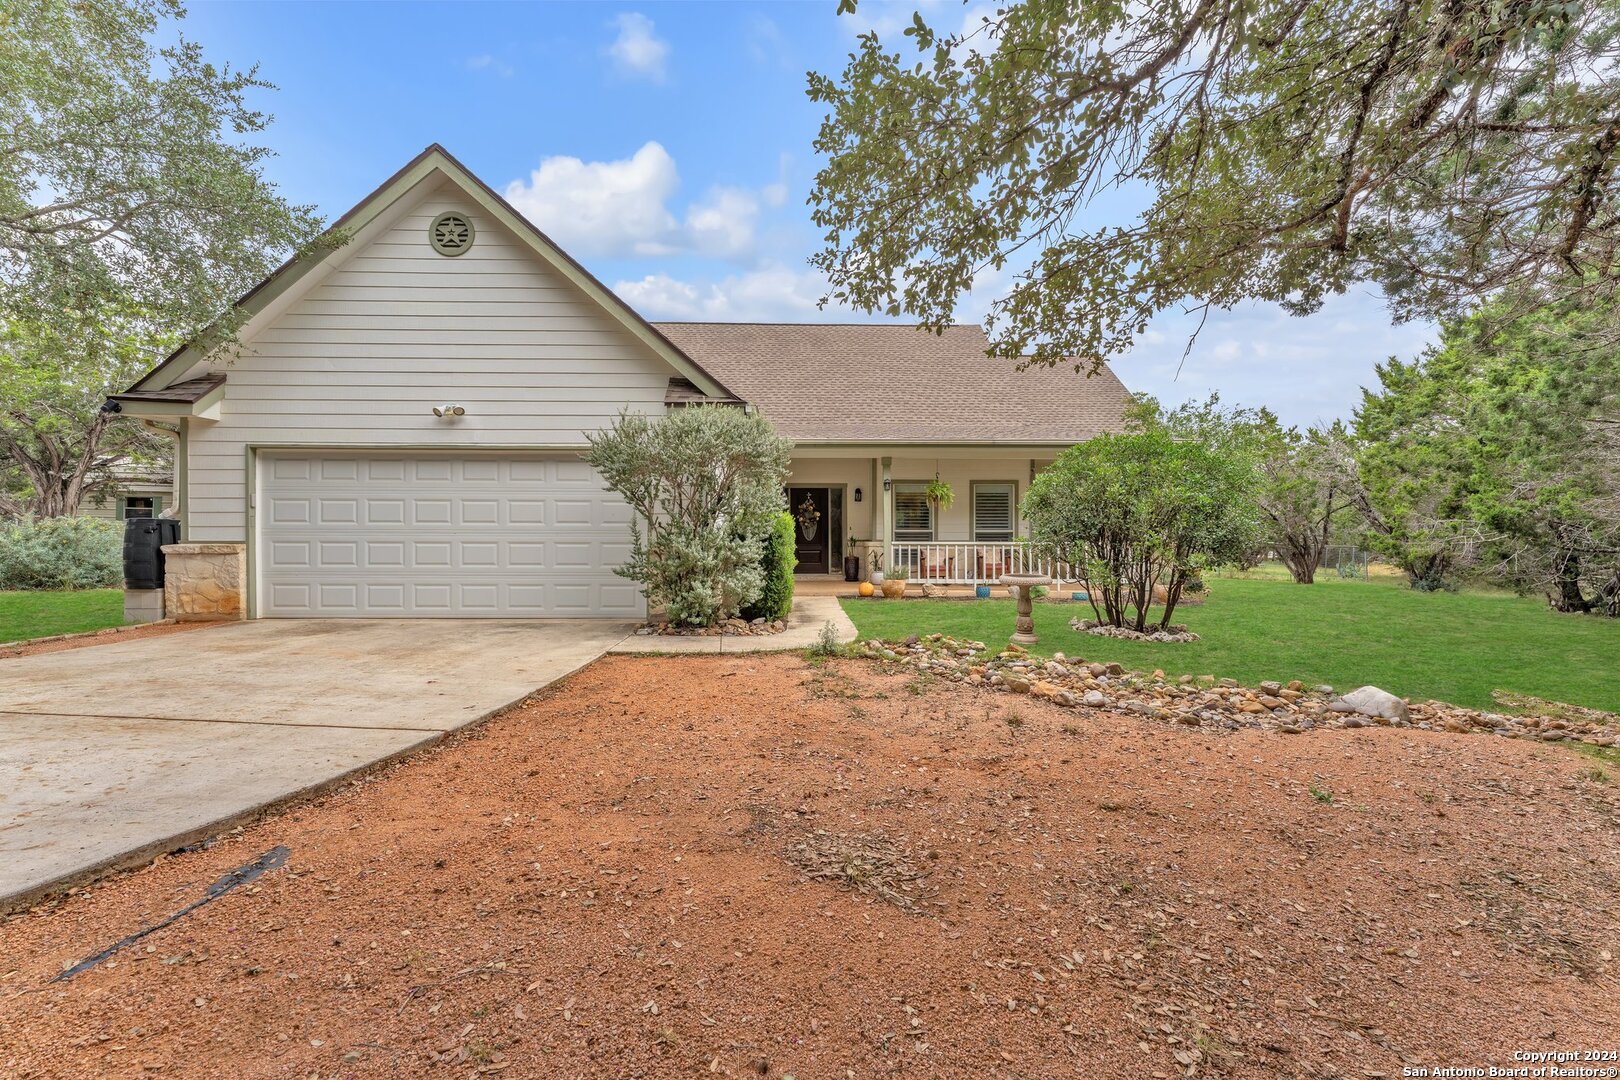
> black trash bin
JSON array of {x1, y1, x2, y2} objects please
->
[{"x1": 123, "y1": 517, "x2": 181, "y2": 590}]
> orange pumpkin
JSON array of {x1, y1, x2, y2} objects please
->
[{"x1": 857, "y1": 581, "x2": 875, "y2": 597}]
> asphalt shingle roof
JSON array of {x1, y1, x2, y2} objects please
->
[
  {"x1": 651, "y1": 323, "x2": 1133, "y2": 444},
  {"x1": 110, "y1": 372, "x2": 226, "y2": 404}
]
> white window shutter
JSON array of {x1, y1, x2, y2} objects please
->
[{"x1": 973, "y1": 484, "x2": 1015, "y2": 541}]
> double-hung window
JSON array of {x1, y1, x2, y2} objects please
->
[{"x1": 120, "y1": 496, "x2": 157, "y2": 520}]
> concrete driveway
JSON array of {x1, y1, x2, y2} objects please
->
[{"x1": 0, "y1": 619, "x2": 634, "y2": 908}]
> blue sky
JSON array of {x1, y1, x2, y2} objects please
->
[{"x1": 179, "y1": 0, "x2": 1434, "y2": 426}]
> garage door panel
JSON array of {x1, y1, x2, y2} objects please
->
[
  {"x1": 320, "y1": 459, "x2": 359, "y2": 481},
  {"x1": 459, "y1": 500, "x2": 500, "y2": 526},
  {"x1": 258, "y1": 452, "x2": 642, "y2": 618},
  {"x1": 367, "y1": 541, "x2": 406, "y2": 567},
  {"x1": 317, "y1": 499, "x2": 359, "y2": 524},
  {"x1": 269, "y1": 497, "x2": 311, "y2": 524},
  {"x1": 412, "y1": 499, "x2": 452, "y2": 525},
  {"x1": 366, "y1": 584, "x2": 407, "y2": 612},
  {"x1": 414, "y1": 460, "x2": 453, "y2": 482},
  {"x1": 318, "y1": 541, "x2": 359, "y2": 568}
]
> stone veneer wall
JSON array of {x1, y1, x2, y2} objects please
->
[{"x1": 162, "y1": 543, "x2": 246, "y2": 622}]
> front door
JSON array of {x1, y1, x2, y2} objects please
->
[{"x1": 789, "y1": 487, "x2": 831, "y2": 574}]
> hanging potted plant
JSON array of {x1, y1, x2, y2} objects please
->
[{"x1": 925, "y1": 477, "x2": 955, "y2": 518}]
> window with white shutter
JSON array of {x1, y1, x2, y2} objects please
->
[
  {"x1": 972, "y1": 482, "x2": 1016, "y2": 541},
  {"x1": 893, "y1": 482, "x2": 934, "y2": 541}
]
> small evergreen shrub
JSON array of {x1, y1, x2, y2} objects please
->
[
  {"x1": 0, "y1": 516, "x2": 123, "y2": 590},
  {"x1": 742, "y1": 511, "x2": 796, "y2": 621}
]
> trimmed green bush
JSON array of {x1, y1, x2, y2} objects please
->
[
  {"x1": 587, "y1": 406, "x2": 792, "y2": 625},
  {"x1": 0, "y1": 516, "x2": 123, "y2": 590},
  {"x1": 743, "y1": 511, "x2": 796, "y2": 621}
]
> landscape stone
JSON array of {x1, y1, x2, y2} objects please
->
[{"x1": 1339, "y1": 685, "x2": 1411, "y2": 723}]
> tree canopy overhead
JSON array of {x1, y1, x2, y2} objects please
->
[
  {"x1": 0, "y1": 0, "x2": 324, "y2": 336},
  {"x1": 809, "y1": 0, "x2": 1620, "y2": 368},
  {"x1": 1, "y1": 0, "x2": 327, "y2": 517}
]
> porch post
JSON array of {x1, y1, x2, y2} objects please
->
[{"x1": 880, "y1": 456, "x2": 893, "y2": 574}]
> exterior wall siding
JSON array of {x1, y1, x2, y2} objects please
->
[
  {"x1": 182, "y1": 179, "x2": 677, "y2": 542},
  {"x1": 886, "y1": 456, "x2": 1032, "y2": 543}
]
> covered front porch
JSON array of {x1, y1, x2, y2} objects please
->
[{"x1": 784, "y1": 447, "x2": 1076, "y2": 586}]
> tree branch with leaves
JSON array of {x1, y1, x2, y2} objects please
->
[{"x1": 810, "y1": 0, "x2": 1620, "y2": 368}]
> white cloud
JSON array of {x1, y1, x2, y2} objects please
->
[
  {"x1": 745, "y1": 14, "x2": 790, "y2": 68},
  {"x1": 465, "y1": 54, "x2": 513, "y2": 78},
  {"x1": 504, "y1": 142, "x2": 680, "y2": 257},
  {"x1": 605, "y1": 13, "x2": 669, "y2": 82},
  {"x1": 761, "y1": 152, "x2": 792, "y2": 208},
  {"x1": 615, "y1": 265, "x2": 871, "y2": 322},
  {"x1": 684, "y1": 187, "x2": 760, "y2": 259},
  {"x1": 504, "y1": 143, "x2": 783, "y2": 261}
]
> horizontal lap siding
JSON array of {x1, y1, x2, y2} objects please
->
[{"x1": 184, "y1": 181, "x2": 673, "y2": 543}]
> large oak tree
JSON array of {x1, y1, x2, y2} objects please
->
[{"x1": 0, "y1": 0, "x2": 326, "y2": 516}]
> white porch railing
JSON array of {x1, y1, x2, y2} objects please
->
[{"x1": 887, "y1": 542, "x2": 1078, "y2": 585}]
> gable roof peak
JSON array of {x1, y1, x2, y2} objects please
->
[{"x1": 126, "y1": 144, "x2": 739, "y2": 403}]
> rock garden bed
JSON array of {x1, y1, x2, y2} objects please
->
[
  {"x1": 633, "y1": 616, "x2": 787, "y2": 637},
  {"x1": 860, "y1": 633, "x2": 1619, "y2": 746},
  {"x1": 1071, "y1": 618, "x2": 1200, "y2": 643}
]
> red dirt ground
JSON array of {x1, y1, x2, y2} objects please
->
[
  {"x1": 2, "y1": 653, "x2": 1617, "y2": 1079},
  {"x1": 1, "y1": 619, "x2": 213, "y2": 660}
]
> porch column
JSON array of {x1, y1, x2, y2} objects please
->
[{"x1": 880, "y1": 456, "x2": 893, "y2": 573}]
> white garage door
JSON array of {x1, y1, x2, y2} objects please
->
[{"x1": 257, "y1": 453, "x2": 644, "y2": 618}]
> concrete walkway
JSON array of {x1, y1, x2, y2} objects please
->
[
  {"x1": 606, "y1": 595, "x2": 858, "y2": 654},
  {"x1": 0, "y1": 619, "x2": 632, "y2": 909}
]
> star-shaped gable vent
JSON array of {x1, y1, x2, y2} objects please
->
[{"x1": 430, "y1": 211, "x2": 475, "y2": 256}]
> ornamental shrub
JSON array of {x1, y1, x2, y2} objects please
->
[
  {"x1": 587, "y1": 406, "x2": 792, "y2": 626},
  {"x1": 742, "y1": 511, "x2": 796, "y2": 621},
  {"x1": 0, "y1": 516, "x2": 123, "y2": 590},
  {"x1": 1023, "y1": 431, "x2": 1260, "y2": 631}
]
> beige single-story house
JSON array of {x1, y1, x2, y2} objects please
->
[
  {"x1": 108, "y1": 145, "x2": 1130, "y2": 619},
  {"x1": 76, "y1": 462, "x2": 173, "y2": 523}
]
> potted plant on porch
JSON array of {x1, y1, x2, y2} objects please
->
[
  {"x1": 881, "y1": 563, "x2": 909, "y2": 599},
  {"x1": 844, "y1": 533, "x2": 861, "y2": 581},
  {"x1": 868, "y1": 547, "x2": 885, "y2": 586}
]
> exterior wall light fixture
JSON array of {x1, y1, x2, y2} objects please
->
[
  {"x1": 853, "y1": 487, "x2": 862, "y2": 502},
  {"x1": 431, "y1": 404, "x2": 466, "y2": 418}
]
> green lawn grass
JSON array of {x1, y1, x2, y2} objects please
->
[
  {"x1": 841, "y1": 573, "x2": 1620, "y2": 713},
  {"x1": 0, "y1": 590, "x2": 125, "y2": 643}
]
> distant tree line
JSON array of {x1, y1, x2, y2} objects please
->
[{"x1": 1131, "y1": 298, "x2": 1619, "y2": 616}]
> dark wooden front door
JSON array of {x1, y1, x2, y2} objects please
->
[{"x1": 789, "y1": 487, "x2": 831, "y2": 574}]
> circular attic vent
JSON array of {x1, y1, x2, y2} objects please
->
[{"x1": 429, "y1": 211, "x2": 475, "y2": 256}]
